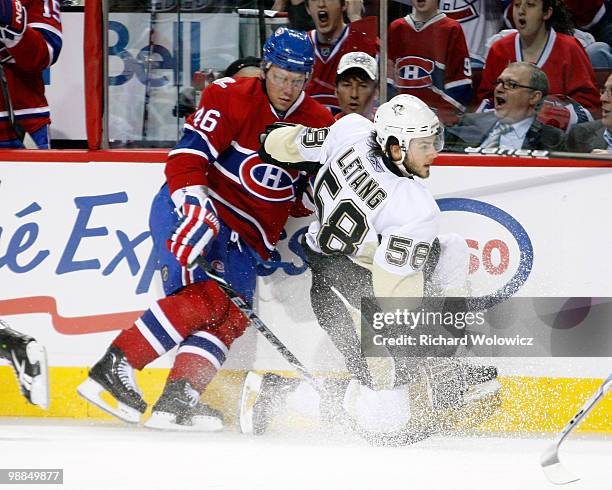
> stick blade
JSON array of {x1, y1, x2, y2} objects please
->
[
  {"x1": 541, "y1": 446, "x2": 580, "y2": 485},
  {"x1": 541, "y1": 462, "x2": 580, "y2": 485}
]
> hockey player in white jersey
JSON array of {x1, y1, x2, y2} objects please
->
[
  {"x1": 0, "y1": 318, "x2": 49, "y2": 409},
  {"x1": 240, "y1": 94, "x2": 501, "y2": 439}
]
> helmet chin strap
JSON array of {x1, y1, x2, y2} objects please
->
[{"x1": 390, "y1": 144, "x2": 411, "y2": 177}]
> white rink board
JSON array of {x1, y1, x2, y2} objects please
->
[{"x1": 0, "y1": 161, "x2": 611, "y2": 377}]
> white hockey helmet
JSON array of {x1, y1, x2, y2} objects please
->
[{"x1": 374, "y1": 94, "x2": 443, "y2": 170}]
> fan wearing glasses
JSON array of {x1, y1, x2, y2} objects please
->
[
  {"x1": 567, "y1": 73, "x2": 612, "y2": 154},
  {"x1": 444, "y1": 62, "x2": 566, "y2": 152}
]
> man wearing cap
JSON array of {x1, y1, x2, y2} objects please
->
[{"x1": 335, "y1": 51, "x2": 377, "y2": 120}]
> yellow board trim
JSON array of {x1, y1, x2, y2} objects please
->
[{"x1": 1, "y1": 367, "x2": 611, "y2": 433}]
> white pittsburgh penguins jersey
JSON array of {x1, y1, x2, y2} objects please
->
[{"x1": 297, "y1": 113, "x2": 440, "y2": 278}]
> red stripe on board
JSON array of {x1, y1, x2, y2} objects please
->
[{"x1": 0, "y1": 297, "x2": 143, "y2": 335}]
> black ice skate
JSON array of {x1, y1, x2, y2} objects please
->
[
  {"x1": 77, "y1": 346, "x2": 147, "y2": 424},
  {"x1": 144, "y1": 379, "x2": 223, "y2": 431},
  {"x1": 0, "y1": 320, "x2": 49, "y2": 409},
  {"x1": 239, "y1": 371, "x2": 298, "y2": 435}
]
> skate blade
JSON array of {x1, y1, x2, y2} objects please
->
[
  {"x1": 239, "y1": 371, "x2": 263, "y2": 434},
  {"x1": 144, "y1": 412, "x2": 223, "y2": 432},
  {"x1": 77, "y1": 378, "x2": 142, "y2": 424},
  {"x1": 26, "y1": 341, "x2": 49, "y2": 410}
]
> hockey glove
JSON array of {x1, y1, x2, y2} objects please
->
[
  {"x1": 0, "y1": 0, "x2": 26, "y2": 47},
  {"x1": 258, "y1": 122, "x2": 297, "y2": 146},
  {"x1": 167, "y1": 192, "x2": 221, "y2": 267}
]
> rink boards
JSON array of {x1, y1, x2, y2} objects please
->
[{"x1": 0, "y1": 151, "x2": 611, "y2": 433}]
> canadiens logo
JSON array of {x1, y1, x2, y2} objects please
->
[
  {"x1": 211, "y1": 260, "x2": 225, "y2": 273},
  {"x1": 440, "y1": 0, "x2": 479, "y2": 22},
  {"x1": 238, "y1": 154, "x2": 299, "y2": 202},
  {"x1": 395, "y1": 56, "x2": 434, "y2": 89}
]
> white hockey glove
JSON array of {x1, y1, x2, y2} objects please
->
[
  {"x1": 167, "y1": 186, "x2": 220, "y2": 267},
  {"x1": 0, "y1": 0, "x2": 27, "y2": 47}
]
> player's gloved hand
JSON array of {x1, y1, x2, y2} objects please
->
[
  {"x1": 167, "y1": 190, "x2": 221, "y2": 267},
  {"x1": 0, "y1": 0, "x2": 27, "y2": 47},
  {"x1": 259, "y1": 122, "x2": 297, "y2": 145}
]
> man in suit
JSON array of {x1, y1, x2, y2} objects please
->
[
  {"x1": 567, "y1": 73, "x2": 612, "y2": 154},
  {"x1": 444, "y1": 62, "x2": 566, "y2": 153}
]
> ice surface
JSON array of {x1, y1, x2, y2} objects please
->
[{"x1": 0, "y1": 418, "x2": 610, "y2": 490}]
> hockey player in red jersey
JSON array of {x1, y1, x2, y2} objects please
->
[
  {"x1": 388, "y1": 0, "x2": 473, "y2": 125},
  {"x1": 77, "y1": 27, "x2": 335, "y2": 431},
  {"x1": 0, "y1": 0, "x2": 62, "y2": 148},
  {"x1": 304, "y1": 0, "x2": 378, "y2": 114},
  {"x1": 478, "y1": 0, "x2": 600, "y2": 117}
]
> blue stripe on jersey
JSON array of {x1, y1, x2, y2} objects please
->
[
  {"x1": 182, "y1": 335, "x2": 227, "y2": 366},
  {"x1": 36, "y1": 28, "x2": 63, "y2": 65},
  {"x1": 212, "y1": 145, "x2": 255, "y2": 177},
  {"x1": 140, "y1": 310, "x2": 178, "y2": 351},
  {"x1": 0, "y1": 111, "x2": 50, "y2": 121},
  {"x1": 174, "y1": 128, "x2": 218, "y2": 162}
]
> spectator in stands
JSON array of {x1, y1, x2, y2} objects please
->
[
  {"x1": 271, "y1": 0, "x2": 315, "y2": 30},
  {"x1": 388, "y1": 0, "x2": 472, "y2": 125},
  {"x1": 445, "y1": 62, "x2": 566, "y2": 152},
  {"x1": 502, "y1": 0, "x2": 612, "y2": 68},
  {"x1": 0, "y1": 0, "x2": 62, "y2": 149},
  {"x1": 504, "y1": 0, "x2": 612, "y2": 46},
  {"x1": 334, "y1": 51, "x2": 377, "y2": 119},
  {"x1": 567, "y1": 73, "x2": 612, "y2": 153},
  {"x1": 478, "y1": 0, "x2": 600, "y2": 118},
  {"x1": 304, "y1": 0, "x2": 378, "y2": 114}
]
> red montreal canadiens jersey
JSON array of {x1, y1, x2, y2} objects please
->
[
  {"x1": 165, "y1": 77, "x2": 334, "y2": 260},
  {"x1": 388, "y1": 13, "x2": 472, "y2": 125},
  {"x1": 305, "y1": 16, "x2": 378, "y2": 114},
  {"x1": 1, "y1": 0, "x2": 62, "y2": 140},
  {"x1": 477, "y1": 30, "x2": 600, "y2": 115}
]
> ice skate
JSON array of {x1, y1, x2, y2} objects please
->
[
  {"x1": 0, "y1": 321, "x2": 49, "y2": 410},
  {"x1": 144, "y1": 379, "x2": 223, "y2": 431},
  {"x1": 239, "y1": 371, "x2": 298, "y2": 435},
  {"x1": 419, "y1": 359, "x2": 502, "y2": 434},
  {"x1": 77, "y1": 346, "x2": 147, "y2": 424}
]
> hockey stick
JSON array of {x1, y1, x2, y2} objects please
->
[
  {"x1": 458, "y1": 147, "x2": 612, "y2": 161},
  {"x1": 0, "y1": 64, "x2": 36, "y2": 148},
  {"x1": 540, "y1": 373, "x2": 612, "y2": 485},
  {"x1": 194, "y1": 256, "x2": 432, "y2": 446}
]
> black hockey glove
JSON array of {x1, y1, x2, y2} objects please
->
[{"x1": 258, "y1": 122, "x2": 297, "y2": 145}]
